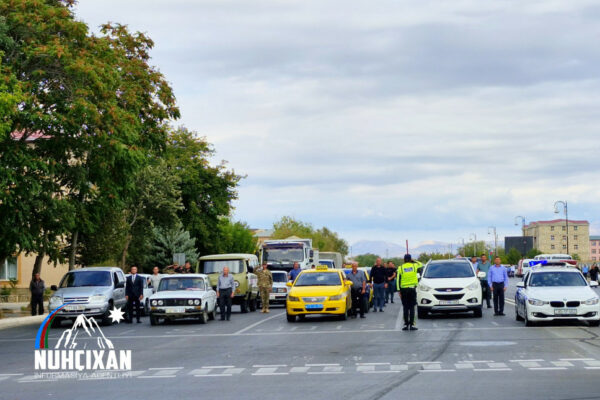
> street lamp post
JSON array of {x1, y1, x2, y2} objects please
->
[
  {"x1": 458, "y1": 238, "x2": 465, "y2": 256},
  {"x1": 554, "y1": 201, "x2": 569, "y2": 255},
  {"x1": 488, "y1": 226, "x2": 498, "y2": 257},
  {"x1": 515, "y1": 216, "x2": 527, "y2": 258},
  {"x1": 469, "y1": 234, "x2": 477, "y2": 257}
]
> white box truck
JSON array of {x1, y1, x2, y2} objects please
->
[{"x1": 259, "y1": 238, "x2": 317, "y2": 272}]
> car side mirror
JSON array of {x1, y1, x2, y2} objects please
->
[
  {"x1": 590, "y1": 281, "x2": 599, "y2": 288},
  {"x1": 286, "y1": 282, "x2": 293, "y2": 287},
  {"x1": 477, "y1": 272, "x2": 486, "y2": 279},
  {"x1": 516, "y1": 282, "x2": 525, "y2": 288},
  {"x1": 116, "y1": 281, "x2": 125, "y2": 289},
  {"x1": 50, "y1": 285, "x2": 57, "y2": 291}
]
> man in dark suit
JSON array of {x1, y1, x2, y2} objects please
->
[{"x1": 126, "y1": 265, "x2": 144, "y2": 323}]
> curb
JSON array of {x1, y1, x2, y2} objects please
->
[{"x1": 0, "y1": 315, "x2": 46, "y2": 330}]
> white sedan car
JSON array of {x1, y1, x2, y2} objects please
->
[
  {"x1": 515, "y1": 267, "x2": 600, "y2": 326},
  {"x1": 148, "y1": 274, "x2": 217, "y2": 325},
  {"x1": 417, "y1": 259, "x2": 483, "y2": 319}
]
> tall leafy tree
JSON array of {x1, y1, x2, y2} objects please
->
[
  {"x1": 271, "y1": 216, "x2": 349, "y2": 256},
  {"x1": 215, "y1": 218, "x2": 258, "y2": 254},
  {"x1": 150, "y1": 222, "x2": 199, "y2": 269},
  {"x1": 0, "y1": 0, "x2": 179, "y2": 271}
]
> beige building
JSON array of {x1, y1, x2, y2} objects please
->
[
  {"x1": 523, "y1": 219, "x2": 590, "y2": 261},
  {"x1": 1, "y1": 254, "x2": 69, "y2": 296}
]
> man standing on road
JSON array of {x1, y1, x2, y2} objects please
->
[
  {"x1": 217, "y1": 266, "x2": 235, "y2": 321},
  {"x1": 346, "y1": 262, "x2": 366, "y2": 319},
  {"x1": 288, "y1": 262, "x2": 301, "y2": 282},
  {"x1": 385, "y1": 261, "x2": 397, "y2": 304},
  {"x1": 149, "y1": 266, "x2": 161, "y2": 293},
  {"x1": 29, "y1": 273, "x2": 45, "y2": 316},
  {"x1": 487, "y1": 256, "x2": 509, "y2": 316},
  {"x1": 256, "y1": 262, "x2": 273, "y2": 313},
  {"x1": 476, "y1": 254, "x2": 492, "y2": 309},
  {"x1": 126, "y1": 266, "x2": 144, "y2": 323},
  {"x1": 370, "y1": 258, "x2": 387, "y2": 312},
  {"x1": 397, "y1": 254, "x2": 420, "y2": 331}
]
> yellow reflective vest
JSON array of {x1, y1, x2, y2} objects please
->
[{"x1": 396, "y1": 262, "x2": 420, "y2": 289}]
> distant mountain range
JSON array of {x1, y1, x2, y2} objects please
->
[{"x1": 351, "y1": 240, "x2": 457, "y2": 258}]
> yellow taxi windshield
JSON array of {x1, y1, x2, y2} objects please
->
[{"x1": 294, "y1": 272, "x2": 341, "y2": 287}]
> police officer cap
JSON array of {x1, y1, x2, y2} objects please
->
[{"x1": 404, "y1": 254, "x2": 412, "y2": 262}]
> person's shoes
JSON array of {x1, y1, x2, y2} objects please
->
[
  {"x1": 493, "y1": 312, "x2": 499, "y2": 316},
  {"x1": 499, "y1": 312, "x2": 505, "y2": 316},
  {"x1": 409, "y1": 326, "x2": 418, "y2": 331},
  {"x1": 487, "y1": 305, "x2": 492, "y2": 309},
  {"x1": 391, "y1": 301, "x2": 394, "y2": 304},
  {"x1": 379, "y1": 309, "x2": 384, "y2": 312},
  {"x1": 260, "y1": 310, "x2": 265, "y2": 313},
  {"x1": 402, "y1": 325, "x2": 409, "y2": 331},
  {"x1": 360, "y1": 315, "x2": 365, "y2": 319},
  {"x1": 266, "y1": 310, "x2": 270, "y2": 313},
  {"x1": 220, "y1": 317, "x2": 225, "y2": 321}
]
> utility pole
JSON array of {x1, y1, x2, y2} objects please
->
[
  {"x1": 488, "y1": 226, "x2": 498, "y2": 257},
  {"x1": 469, "y1": 233, "x2": 477, "y2": 257},
  {"x1": 554, "y1": 201, "x2": 569, "y2": 255}
]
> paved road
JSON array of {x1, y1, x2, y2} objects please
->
[{"x1": 1, "y1": 279, "x2": 600, "y2": 400}]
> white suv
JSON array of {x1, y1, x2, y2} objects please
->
[{"x1": 417, "y1": 260, "x2": 483, "y2": 319}]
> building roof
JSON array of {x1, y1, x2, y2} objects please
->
[
  {"x1": 11, "y1": 130, "x2": 51, "y2": 141},
  {"x1": 590, "y1": 236, "x2": 600, "y2": 241},
  {"x1": 524, "y1": 219, "x2": 589, "y2": 229}
]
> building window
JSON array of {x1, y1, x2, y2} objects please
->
[
  {"x1": 574, "y1": 244, "x2": 579, "y2": 250},
  {"x1": 593, "y1": 249, "x2": 597, "y2": 254},
  {"x1": 563, "y1": 245, "x2": 567, "y2": 249},
  {"x1": 574, "y1": 235, "x2": 578, "y2": 240},
  {"x1": 562, "y1": 235, "x2": 567, "y2": 241},
  {"x1": 574, "y1": 226, "x2": 578, "y2": 231},
  {"x1": 551, "y1": 244, "x2": 555, "y2": 250},
  {"x1": 551, "y1": 235, "x2": 555, "y2": 241},
  {"x1": 562, "y1": 226, "x2": 566, "y2": 231},
  {"x1": 551, "y1": 226, "x2": 555, "y2": 231},
  {"x1": 0, "y1": 257, "x2": 17, "y2": 280}
]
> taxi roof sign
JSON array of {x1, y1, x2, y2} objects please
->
[{"x1": 316, "y1": 265, "x2": 329, "y2": 271}]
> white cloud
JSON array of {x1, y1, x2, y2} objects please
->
[{"x1": 75, "y1": 0, "x2": 600, "y2": 243}]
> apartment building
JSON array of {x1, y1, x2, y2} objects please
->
[
  {"x1": 590, "y1": 236, "x2": 600, "y2": 263},
  {"x1": 523, "y1": 219, "x2": 590, "y2": 261}
]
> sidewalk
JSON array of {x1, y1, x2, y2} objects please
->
[{"x1": 0, "y1": 301, "x2": 49, "y2": 330}]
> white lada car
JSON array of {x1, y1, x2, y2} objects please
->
[
  {"x1": 148, "y1": 274, "x2": 217, "y2": 325},
  {"x1": 417, "y1": 259, "x2": 484, "y2": 319},
  {"x1": 515, "y1": 267, "x2": 600, "y2": 327}
]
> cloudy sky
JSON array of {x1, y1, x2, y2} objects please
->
[{"x1": 75, "y1": 0, "x2": 600, "y2": 246}]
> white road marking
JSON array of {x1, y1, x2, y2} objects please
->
[
  {"x1": 394, "y1": 305, "x2": 405, "y2": 331},
  {"x1": 455, "y1": 363, "x2": 474, "y2": 369},
  {"x1": 224, "y1": 368, "x2": 244, "y2": 374},
  {"x1": 252, "y1": 364, "x2": 287, "y2": 368},
  {"x1": 551, "y1": 361, "x2": 573, "y2": 367},
  {"x1": 362, "y1": 370, "x2": 400, "y2": 374},
  {"x1": 509, "y1": 359, "x2": 545, "y2": 362},
  {"x1": 305, "y1": 363, "x2": 340, "y2": 367},
  {"x1": 473, "y1": 369, "x2": 512, "y2": 372},
  {"x1": 407, "y1": 361, "x2": 442, "y2": 364},
  {"x1": 323, "y1": 366, "x2": 343, "y2": 372},
  {"x1": 584, "y1": 367, "x2": 600, "y2": 370},
  {"x1": 138, "y1": 375, "x2": 176, "y2": 378},
  {"x1": 356, "y1": 362, "x2": 391, "y2": 366},
  {"x1": 232, "y1": 311, "x2": 285, "y2": 335},
  {"x1": 290, "y1": 367, "x2": 310, "y2": 373},
  {"x1": 200, "y1": 366, "x2": 235, "y2": 369},
  {"x1": 491, "y1": 321, "x2": 499, "y2": 326},
  {"x1": 118, "y1": 329, "x2": 134, "y2": 335},
  {"x1": 529, "y1": 367, "x2": 567, "y2": 371},
  {"x1": 390, "y1": 365, "x2": 408, "y2": 371},
  {"x1": 418, "y1": 369, "x2": 455, "y2": 372},
  {"x1": 194, "y1": 374, "x2": 232, "y2": 377},
  {"x1": 357, "y1": 365, "x2": 375, "y2": 372},
  {"x1": 560, "y1": 358, "x2": 594, "y2": 361},
  {"x1": 488, "y1": 363, "x2": 508, "y2": 368},
  {"x1": 584, "y1": 360, "x2": 600, "y2": 367},
  {"x1": 307, "y1": 371, "x2": 343, "y2": 375},
  {"x1": 148, "y1": 367, "x2": 183, "y2": 370}
]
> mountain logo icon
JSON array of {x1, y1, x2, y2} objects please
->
[{"x1": 55, "y1": 314, "x2": 114, "y2": 350}]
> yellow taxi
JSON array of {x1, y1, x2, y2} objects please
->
[{"x1": 286, "y1": 266, "x2": 352, "y2": 322}]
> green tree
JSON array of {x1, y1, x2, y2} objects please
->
[
  {"x1": 526, "y1": 248, "x2": 543, "y2": 259},
  {"x1": 505, "y1": 247, "x2": 522, "y2": 265},
  {"x1": 0, "y1": 1, "x2": 179, "y2": 272},
  {"x1": 458, "y1": 241, "x2": 491, "y2": 258},
  {"x1": 164, "y1": 127, "x2": 241, "y2": 256},
  {"x1": 354, "y1": 253, "x2": 379, "y2": 267},
  {"x1": 271, "y1": 216, "x2": 349, "y2": 256},
  {"x1": 150, "y1": 222, "x2": 199, "y2": 269},
  {"x1": 416, "y1": 252, "x2": 455, "y2": 263},
  {"x1": 215, "y1": 219, "x2": 258, "y2": 254}
]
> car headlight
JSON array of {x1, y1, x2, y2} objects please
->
[
  {"x1": 528, "y1": 298, "x2": 548, "y2": 306},
  {"x1": 466, "y1": 282, "x2": 480, "y2": 291},
  {"x1": 194, "y1": 299, "x2": 200, "y2": 305},
  {"x1": 188, "y1": 299, "x2": 194, "y2": 305},
  {"x1": 157, "y1": 300, "x2": 164, "y2": 306},
  {"x1": 584, "y1": 298, "x2": 599, "y2": 305},
  {"x1": 418, "y1": 283, "x2": 432, "y2": 292},
  {"x1": 151, "y1": 300, "x2": 158, "y2": 306},
  {"x1": 89, "y1": 294, "x2": 107, "y2": 303},
  {"x1": 288, "y1": 295, "x2": 299, "y2": 302},
  {"x1": 329, "y1": 293, "x2": 346, "y2": 301},
  {"x1": 281, "y1": 288, "x2": 287, "y2": 293},
  {"x1": 50, "y1": 296, "x2": 62, "y2": 304},
  {"x1": 234, "y1": 281, "x2": 240, "y2": 288}
]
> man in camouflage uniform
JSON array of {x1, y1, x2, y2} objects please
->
[{"x1": 256, "y1": 261, "x2": 273, "y2": 313}]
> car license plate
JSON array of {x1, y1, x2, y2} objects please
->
[
  {"x1": 305, "y1": 304, "x2": 323, "y2": 310},
  {"x1": 555, "y1": 308, "x2": 577, "y2": 315},
  {"x1": 64, "y1": 305, "x2": 85, "y2": 311},
  {"x1": 166, "y1": 307, "x2": 186, "y2": 313},
  {"x1": 439, "y1": 300, "x2": 459, "y2": 305},
  {"x1": 269, "y1": 294, "x2": 276, "y2": 300}
]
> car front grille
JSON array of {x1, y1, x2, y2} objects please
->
[
  {"x1": 550, "y1": 301, "x2": 565, "y2": 308},
  {"x1": 302, "y1": 297, "x2": 326, "y2": 303},
  {"x1": 64, "y1": 297, "x2": 89, "y2": 304},
  {"x1": 433, "y1": 294, "x2": 464, "y2": 301},
  {"x1": 435, "y1": 288, "x2": 463, "y2": 292},
  {"x1": 566, "y1": 301, "x2": 580, "y2": 307},
  {"x1": 162, "y1": 299, "x2": 191, "y2": 306}
]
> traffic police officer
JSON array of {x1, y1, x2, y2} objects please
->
[
  {"x1": 397, "y1": 254, "x2": 421, "y2": 331},
  {"x1": 256, "y1": 262, "x2": 273, "y2": 313}
]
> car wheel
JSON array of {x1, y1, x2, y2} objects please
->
[
  {"x1": 101, "y1": 302, "x2": 114, "y2": 326},
  {"x1": 417, "y1": 307, "x2": 428, "y2": 319},
  {"x1": 298, "y1": 314, "x2": 306, "y2": 321},
  {"x1": 240, "y1": 297, "x2": 248, "y2": 313},
  {"x1": 50, "y1": 317, "x2": 63, "y2": 328},
  {"x1": 150, "y1": 315, "x2": 158, "y2": 326},
  {"x1": 208, "y1": 307, "x2": 216, "y2": 321},
  {"x1": 473, "y1": 306, "x2": 482, "y2": 318},
  {"x1": 199, "y1": 308, "x2": 208, "y2": 324},
  {"x1": 515, "y1": 303, "x2": 524, "y2": 321},
  {"x1": 286, "y1": 313, "x2": 296, "y2": 323},
  {"x1": 589, "y1": 320, "x2": 600, "y2": 327},
  {"x1": 524, "y1": 306, "x2": 534, "y2": 327}
]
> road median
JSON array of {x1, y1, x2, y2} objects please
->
[{"x1": 0, "y1": 314, "x2": 46, "y2": 330}]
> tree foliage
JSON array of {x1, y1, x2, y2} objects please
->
[
  {"x1": 526, "y1": 248, "x2": 543, "y2": 259},
  {"x1": 457, "y1": 241, "x2": 491, "y2": 258},
  {"x1": 272, "y1": 216, "x2": 349, "y2": 256},
  {"x1": 215, "y1": 219, "x2": 257, "y2": 255},
  {"x1": 505, "y1": 247, "x2": 522, "y2": 265},
  {"x1": 149, "y1": 222, "x2": 199, "y2": 269}
]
